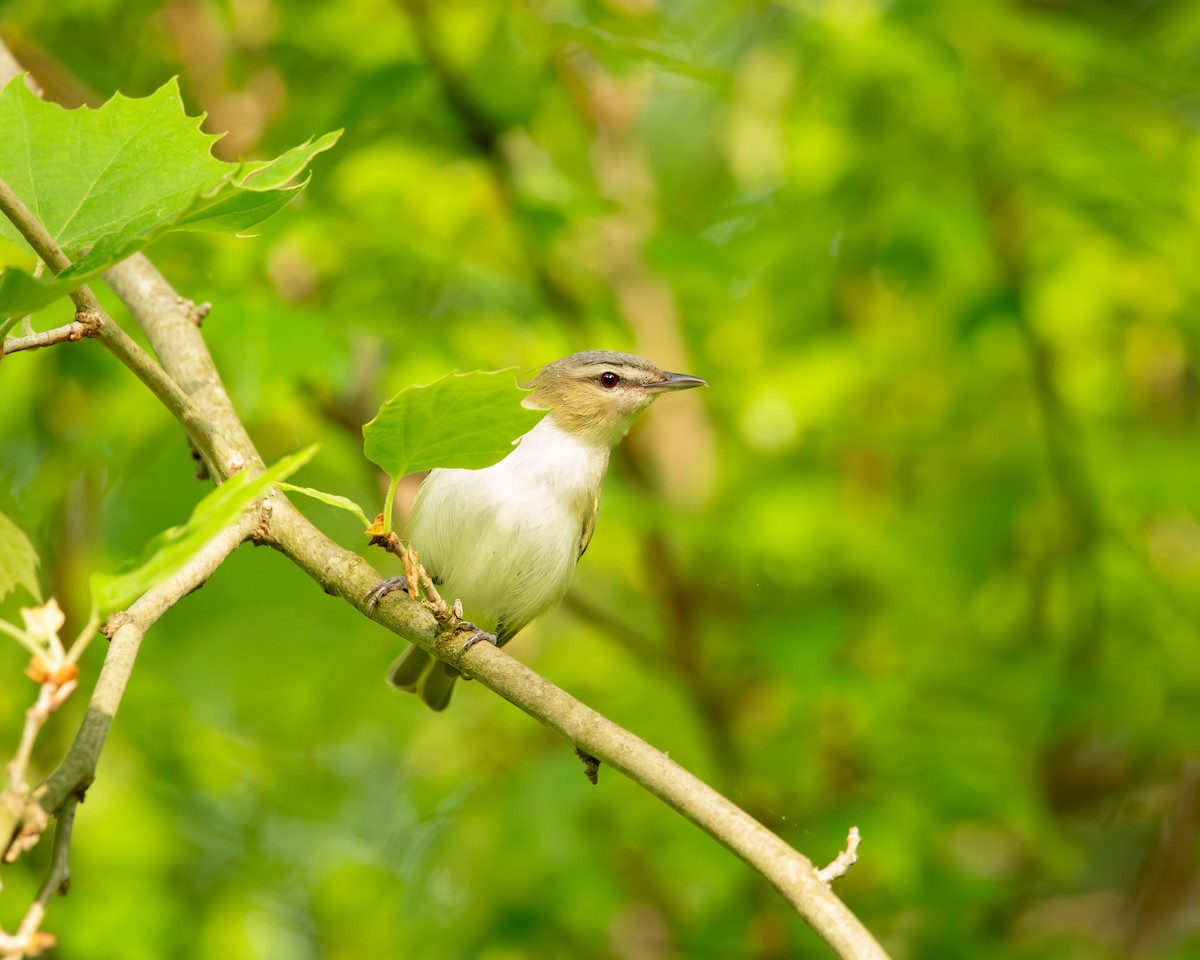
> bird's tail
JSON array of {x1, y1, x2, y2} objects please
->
[{"x1": 386, "y1": 646, "x2": 459, "y2": 711}]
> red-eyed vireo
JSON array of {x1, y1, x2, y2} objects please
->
[{"x1": 369, "y1": 350, "x2": 706, "y2": 710}]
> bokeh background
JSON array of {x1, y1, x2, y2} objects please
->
[{"x1": 2, "y1": 0, "x2": 1200, "y2": 957}]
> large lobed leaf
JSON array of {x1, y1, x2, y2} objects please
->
[
  {"x1": 0, "y1": 78, "x2": 340, "y2": 317},
  {"x1": 363, "y1": 369, "x2": 546, "y2": 481}
]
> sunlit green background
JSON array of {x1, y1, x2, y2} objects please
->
[{"x1": 3, "y1": 0, "x2": 1200, "y2": 957}]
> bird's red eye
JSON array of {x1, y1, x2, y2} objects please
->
[{"x1": 600, "y1": 372, "x2": 620, "y2": 388}]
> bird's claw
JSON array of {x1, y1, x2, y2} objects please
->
[
  {"x1": 365, "y1": 576, "x2": 409, "y2": 613},
  {"x1": 458, "y1": 622, "x2": 498, "y2": 653}
]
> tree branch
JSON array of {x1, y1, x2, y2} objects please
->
[
  {"x1": 102, "y1": 254, "x2": 263, "y2": 474},
  {"x1": 0, "y1": 178, "x2": 237, "y2": 478},
  {"x1": 0, "y1": 179, "x2": 75, "y2": 279},
  {"x1": 426, "y1": 604, "x2": 883, "y2": 956},
  {"x1": 103, "y1": 247, "x2": 888, "y2": 958},
  {"x1": 6, "y1": 677, "x2": 77, "y2": 800},
  {"x1": 1, "y1": 47, "x2": 889, "y2": 959},
  {"x1": 1, "y1": 316, "x2": 99, "y2": 355},
  {"x1": 2, "y1": 514, "x2": 255, "y2": 861}
]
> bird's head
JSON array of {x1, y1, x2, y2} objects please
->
[{"x1": 527, "y1": 350, "x2": 706, "y2": 447}]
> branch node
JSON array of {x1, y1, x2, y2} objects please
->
[
  {"x1": 71, "y1": 310, "x2": 102, "y2": 339},
  {"x1": 180, "y1": 298, "x2": 211, "y2": 326},
  {"x1": 100, "y1": 611, "x2": 133, "y2": 639}
]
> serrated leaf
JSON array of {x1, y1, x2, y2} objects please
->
[
  {"x1": 363, "y1": 369, "x2": 546, "y2": 480},
  {"x1": 238, "y1": 132, "x2": 342, "y2": 191},
  {"x1": 90, "y1": 446, "x2": 317, "y2": 614},
  {"x1": 0, "y1": 78, "x2": 340, "y2": 317},
  {"x1": 0, "y1": 509, "x2": 41, "y2": 603},
  {"x1": 277, "y1": 483, "x2": 372, "y2": 528}
]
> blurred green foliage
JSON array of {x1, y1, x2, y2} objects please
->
[{"x1": 3, "y1": 0, "x2": 1200, "y2": 957}]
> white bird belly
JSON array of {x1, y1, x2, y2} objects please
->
[{"x1": 406, "y1": 418, "x2": 606, "y2": 640}]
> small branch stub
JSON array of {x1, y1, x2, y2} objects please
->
[
  {"x1": 817, "y1": 826, "x2": 861, "y2": 885},
  {"x1": 181, "y1": 298, "x2": 211, "y2": 326},
  {"x1": 100, "y1": 611, "x2": 134, "y2": 639},
  {"x1": 575, "y1": 747, "x2": 601, "y2": 785}
]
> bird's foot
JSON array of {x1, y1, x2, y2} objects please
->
[
  {"x1": 365, "y1": 576, "x2": 409, "y2": 613},
  {"x1": 457, "y1": 621, "x2": 499, "y2": 653}
]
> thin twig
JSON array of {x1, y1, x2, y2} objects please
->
[
  {"x1": 817, "y1": 827, "x2": 862, "y2": 884},
  {"x1": 6, "y1": 680, "x2": 77, "y2": 798},
  {"x1": 0, "y1": 179, "x2": 75, "y2": 278},
  {"x1": 2, "y1": 515, "x2": 254, "y2": 862},
  {"x1": 0, "y1": 798, "x2": 76, "y2": 960},
  {"x1": 1, "y1": 315, "x2": 99, "y2": 355},
  {"x1": 3, "y1": 600, "x2": 80, "y2": 803},
  {"x1": 0, "y1": 177, "x2": 235, "y2": 477}
]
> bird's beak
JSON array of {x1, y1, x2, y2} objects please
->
[{"x1": 644, "y1": 371, "x2": 707, "y2": 393}]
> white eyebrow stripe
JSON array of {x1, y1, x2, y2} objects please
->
[{"x1": 575, "y1": 364, "x2": 649, "y2": 378}]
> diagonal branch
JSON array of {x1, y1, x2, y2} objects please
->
[
  {"x1": 0, "y1": 178, "x2": 237, "y2": 477},
  {"x1": 2, "y1": 47, "x2": 890, "y2": 960},
  {"x1": 104, "y1": 252, "x2": 890, "y2": 960}
]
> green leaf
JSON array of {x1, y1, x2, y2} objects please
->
[
  {"x1": 0, "y1": 78, "x2": 341, "y2": 317},
  {"x1": 90, "y1": 446, "x2": 317, "y2": 614},
  {"x1": 277, "y1": 483, "x2": 372, "y2": 529},
  {"x1": 0, "y1": 509, "x2": 41, "y2": 603},
  {"x1": 362, "y1": 369, "x2": 546, "y2": 480},
  {"x1": 238, "y1": 132, "x2": 343, "y2": 191}
]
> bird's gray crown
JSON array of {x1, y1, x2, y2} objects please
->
[{"x1": 535, "y1": 350, "x2": 663, "y2": 380}]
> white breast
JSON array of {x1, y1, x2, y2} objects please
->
[{"x1": 406, "y1": 416, "x2": 610, "y2": 640}]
